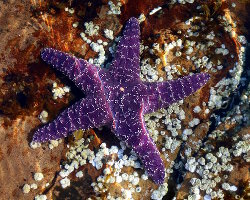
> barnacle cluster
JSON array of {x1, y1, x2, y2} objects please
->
[{"x1": 39, "y1": 1, "x2": 248, "y2": 199}]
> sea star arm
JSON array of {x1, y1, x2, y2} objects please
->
[
  {"x1": 41, "y1": 48, "x2": 104, "y2": 95},
  {"x1": 114, "y1": 99, "x2": 165, "y2": 184},
  {"x1": 109, "y1": 17, "x2": 141, "y2": 83},
  {"x1": 32, "y1": 96, "x2": 112, "y2": 142},
  {"x1": 144, "y1": 73, "x2": 210, "y2": 113}
]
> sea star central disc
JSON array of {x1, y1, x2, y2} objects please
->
[{"x1": 33, "y1": 17, "x2": 210, "y2": 184}]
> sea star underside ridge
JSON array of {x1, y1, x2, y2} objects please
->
[{"x1": 32, "y1": 17, "x2": 210, "y2": 184}]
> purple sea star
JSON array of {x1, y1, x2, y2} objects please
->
[{"x1": 33, "y1": 17, "x2": 210, "y2": 184}]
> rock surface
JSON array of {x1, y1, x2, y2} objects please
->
[{"x1": 0, "y1": 0, "x2": 249, "y2": 200}]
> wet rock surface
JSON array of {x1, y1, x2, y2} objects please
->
[{"x1": 0, "y1": 0, "x2": 249, "y2": 199}]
